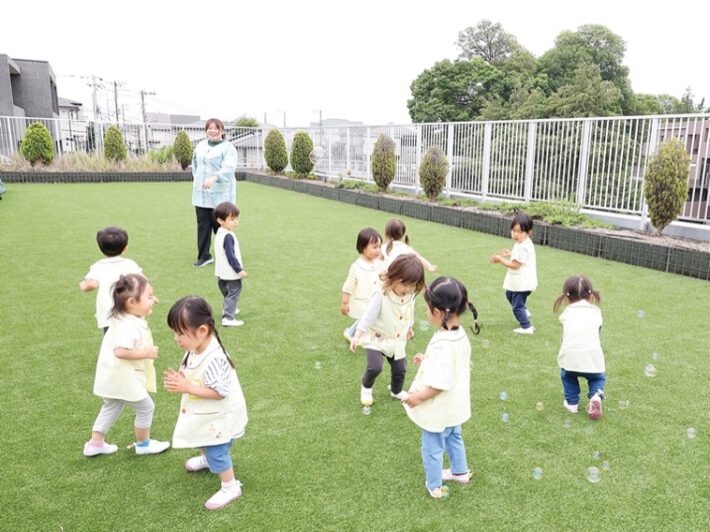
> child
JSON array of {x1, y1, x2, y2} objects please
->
[
  {"x1": 350, "y1": 254, "x2": 426, "y2": 405},
  {"x1": 382, "y1": 219, "x2": 438, "y2": 272},
  {"x1": 164, "y1": 296, "x2": 249, "y2": 511},
  {"x1": 554, "y1": 275, "x2": 606, "y2": 420},
  {"x1": 403, "y1": 277, "x2": 480, "y2": 499},
  {"x1": 341, "y1": 228, "x2": 383, "y2": 342},
  {"x1": 489, "y1": 213, "x2": 538, "y2": 334},
  {"x1": 84, "y1": 274, "x2": 170, "y2": 457},
  {"x1": 214, "y1": 202, "x2": 248, "y2": 328},
  {"x1": 80, "y1": 226, "x2": 143, "y2": 334}
]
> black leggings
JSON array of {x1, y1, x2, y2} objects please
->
[
  {"x1": 195, "y1": 206, "x2": 219, "y2": 261},
  {"x1": 362, "y1": 349, "x2": 407, "y2": 394}
]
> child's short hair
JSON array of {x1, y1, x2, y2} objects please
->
[
  {"x1": 382, "y1": 254, "x2": 425, "y2": 294},
  {"x1": 97, "y1": 226, "x2": 128, "y2": 257},
  {"x1": 215, "y1": 202, "x2": 239, "y2": 222},
  {"x1": 356, "y1": 228, "x2": 382, "y2": 254},
  {"x1": 511, "y1": 213, "x2": 533, "y2": 233}
]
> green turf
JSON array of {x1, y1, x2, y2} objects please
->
[{"x1": 0, "y1": 182, "x2": 707, "y2": 531}]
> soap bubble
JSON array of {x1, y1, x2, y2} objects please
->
[
  {"x1": 601, "y1": 460, "x2": 610, "y2": 470},
  {"x1": 618, "y1": 400, "x2": 629, "y2": 410},
  {"x1": 687, "y1": 428, "x2": 697, "y2": 439},
  {"x1": 564, "y1": 419, "x2": 572, "y2": 429},
  {"x1": 440, "y1": 485, "x2": 450, "y2": 497},
  {"x1": 644, "y1": 364, "x2": 657, "y2": 378},
  {"x1": 309, "y1": 146, "x2": 325, "y2": 165},
  {"x1": 314, "y1": 361, "x2": 322, "y2": 370},
  {"x1": 499, "y1": 390, "x2": 508, "y2": 401},
  {"x1": 592, "y1": 450, "x2": 601, "y2": 460},
  {"x1": 481, "y1": 339, "x2": 490, "y2": 349},
  {"x1": 532, "y1": 467, "x2": 543, "y2": 480},
  {"x1": 362, "y1": 406, "x2": 371, "y2": 416},
  {"x1": 419, "y1": 320, "x2": 430, "y2": 332},
  {"x1": 587, "y1": 466, "x2": 601, "y2": 483},
  {"x1": 652, "y1": 352, "x2": 659, "y2": 361},
  {"x1": 637, "y1": 310, "x2": 646, "y2": 318},
  {"x1": 535, "y1": 401, "x2": 544, "y2": 412},
  {"x1": 501, "y1": 412, "x2": 510, "y2": 423}
]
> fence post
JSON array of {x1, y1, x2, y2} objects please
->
[
  {"x1": 576, "y1": 120, "x2": 592, "y2": 207},
  {"x1": 445, "y1": 123, "x2": 454, "y2": 197},
  {"x1": 481, "y1": 122, "x2": 492, "y2": 200},
  {"x1": 52, "y1": 119, "x2": 63, "y2": 156},
  {"x1": 639, "y1": 118, "x2": 660, "y2": 230},
  {"x1": 366, "y1": 126, "x2": 371, "y2": 182},
  {"x1": 328, "y1": 132, "x2": 332, "y2": 179},
  {"x1": 346, "y1": 128, "x2": 351, "y2": 175},
  {"x1": 524, "y1": 122, "x2": 537, "y2": 201},
  {"x1": 415, "y1": 124, "x2": 422, "y2": 194}
]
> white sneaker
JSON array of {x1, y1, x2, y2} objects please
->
[
  {"x1": 387, "y1": 384, "x2": 409, "y2": 401},
  {"x1": 204, "y1": 481, "x2": 242, "y2": 511},
  {"x1": 442, "y1": 468, "x2": 471, "y2": 484},
  {"x1": 222, "y1": 318, "x2": 244, "y2": 327},
  {"x1": 83, "y1": 441, "x2": 118, "y2": 457},
  {"x1": 513, "y1": 326, "x2": 535, "y2": 335},
  {"x1": 563, "y1": 400, "x2": 579, "y2": 414},
  {"x1": 360, "y1": 386, "x2": 373, "y2": 406},
  {"x1": 133, "y1": 439, "x2": 170, "y2": 455},
  {"x1": 425, "y1": 483, "x2": 444, "y2": 499},
  {"x1": 185, "y1": 454, "x2": 209, "y2": 472}
]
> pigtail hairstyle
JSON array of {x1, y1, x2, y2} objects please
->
[
  {"x1": 110, "y1": 273, "x2": 148, "y2": 318},
  {"x1": 167, "y1": 296, "x2": 235, "y2": 368},
  {"x1": 381, "y1": 254, "x2": 426, "y2": 295},
  {"x1": 384, "y1": 219, "x2": 409, "y2": 254},
  {"x1": 424, "y1": 277, "x2": 481, "y2": 335},
  {"x1": 553, "y1": 275, "x2": 601, "y2": 313}
]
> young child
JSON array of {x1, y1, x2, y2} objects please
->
[
  {"x1": 554, "y1": 275, "x2": 606, "y2": 420},
  {"x1": 164, "y1": 296, "x2": 249, "y2": 511},
  {"x1": 489, "y1": 213, "x2": 538, "y2": 334},
  {"x1": 214, "y1": 202, "x2": 248, "y2": 328},
  {"x1": 80, "y1": 226, "x2": 143, "y2": 334},
  {"x1": 341, "y1": 227, "x2": 383, "y2": 342},
  {"x1": 382, "y1": 219, "x2": 438, "y2": 272},
  {"x1": 403, "y1": 277, "x2": 480, "y2": 499},
  {"x1": 350, "y1": 254, "x2": 426, "y2": 405},
  {"x1": 84, "y1": 274, "x2": 170, "y2": 457}
]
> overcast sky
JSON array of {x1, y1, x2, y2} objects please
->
[{"x1": 3, "y1": 0, "x2": 709, "y2": 126}]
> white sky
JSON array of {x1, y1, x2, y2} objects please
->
[{"x1": 2, "y1": 0, "x2": 709, "y2": 126}]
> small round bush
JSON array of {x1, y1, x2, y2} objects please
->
[
  {"x1": 419, "y1": 146, "x2": 449, "y2": 200},
  {"x1": 371, "y1": 134, "x2": 396, "y2": 191},
  {"x1": 291, "y1": 131, "x2": 314, "y2": 177},
  {"x1": 173, "y1": 130, "x2": 193, "y2": 170},
  {"x1": 20, "y1": 122, "x2": 54, "y2": 166},
  {"x1": 643, "y1": 138, "x2": 691, "y2": 235},
  {"x1": 103, "y1": 125, "x2": 127, "y2": 162},
  {"x1": 264, "y1": 129, "x2": 288, "y2": 173}
]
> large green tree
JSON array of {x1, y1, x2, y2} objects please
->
[
  {"x1": 455, "y1": 19, "x2": 519, "y2": 65},
  {"x1": 548, "y1": 64, "x2": 623, "y2": 117}
]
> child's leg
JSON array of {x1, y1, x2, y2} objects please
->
[
  {"x1": 509, "y1": 291, "x2": 532, "y2": 328},
  {"x1": 585, "y1": 373, "x2": 607, "y2": 399},
  {"x1": 90, "y1": 398, "x2": 125, "y2": 442},
  {"x1": 444, "y1": 425, "x2": 468, "y2": 475},
  {"x1": 421, "y1": 429, "x2": 446, "y2": 490},
  {"x1": 222, "y1": 279, "x2": 242, "y2": 320},
  {"x1": 204, "y1": 441, "x2": 242, "y2": 510},
  {"x1": 130, "y1": 396, "x2": 156, "y2": 442},
  {"x1": 362, "y1": 349, "x2": 385, "y2": 389},
  {"x1": 385, "y1": 355, "x2": 407, "y2": 395},
  {"x1": 560, "y1": 369, "x2": 581, "y2": 405}
]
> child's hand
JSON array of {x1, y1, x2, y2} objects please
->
[
  {"x1": 340, "y1": 302, "x2": 350, "y2": 315},
  {"x1": 349, "y1": 336, "x2": 360, "y2": 353},
  {"x1": 144, "y1": 346, "x2": 159, "y2": 359},
  {"x1": 427, "y1": 264, "x2": 438, "y2": 273},
  {"x1": 238, "y1": 271, "x2": 248, "y2": 279},
  {"x1": 407, "y1": 327, "x2": 414, "y2": 340},
  {"x1": 79, "y1": 279, "x2": 98, "y2": 291},
  {"x1": 488, "y1": 255, "x2": 500, "y2": 264},
  {"x1": 403, "y1": 392, "x2": 422, "y2": 408},
  {"x1": 498, "y1": 248, "x2": 511, "y2": 257},
  {"x1": 163, "y1": 368, "x2": 188, "y2": 393},
  {"x1": 413, "y1": 352, "x2": 424, "y2": 365}
]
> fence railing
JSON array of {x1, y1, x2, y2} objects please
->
[{"x1": 2, "y1": 114, "x2": 709, "y2": 223}]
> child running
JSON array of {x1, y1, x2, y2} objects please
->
[
  {"x1": 164, "y1": 296, "x2": 249, "y2": 511},
  {"x1": 382, "y1": 219, "x2": 438, "y2": 272},
  {"x1": 84, "y1": 273, "x2": 170, "y2": 457},
  {"x1": 341, "y1": 227, "x2": 383, "y2": 342},
  {"x1": 554, "y1": 275, "x2": 606, "y2": 420},
  {"x1": 489, "y1": 213, "x2": 538, "y2": 334},
  {"x1": 403, "y1": 277, "x2": 480, "y2": 499},
  {"x1": 214, "y1": 201, "x2": 248, "y2": 328},
  {"x1": 350, "y1": 254, "x2": 426, "y2": 405},
  {"x1": 80, "y1": 227, "x2": 143, "y2": 334}
]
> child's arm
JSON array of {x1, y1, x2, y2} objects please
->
[
  {"x1": 489, "y1": 250, "x2": 520, "y2": 269},
  {"x1": 402, "y1": 386, "x2": 442, "y2": 407},
  {"x1": 350, "y1": 292, "x2": 382, "y2": 352},
  {"x1": 411, "y1": 249, "x2": 437, "y2": 273},
  {"x1": 340, "y1": 293, "x2": 351, "y2": 315},
  {"x1": 79, "y1": 279, "x2": 98, "y2": 291},
  {"x1": 163, "y1": 368, "x2": 223, "y2": 400},
  {"x1": 114, "y1": 345, "x2": 159, "y2": 360},
  {"x1": 341, "y1": 264, "x2": 358, "y2": 315},
  {"x1": 224, "y1": 234, "x2": 247, "y2": 278}
]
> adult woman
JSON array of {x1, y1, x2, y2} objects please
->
[{"x1": 191, "y1": 118, "x2": 238, "y2": 267}]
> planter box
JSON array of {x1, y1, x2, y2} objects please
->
[
  {"x1": 400, "y1": 200, "x2": 432, "y2": 221},
  {"x1": 378, "y1": 197, "x2": 402, "y2": 215},
  {"x1": 0, "y1": 171, "x2": 192, "y2": 183},
  {"x1": 356, "y1": 192, "x2": 380, "y2": 210},
  {"x1": 320, "y1": 186, "x2": 340, "y2": 201},
  {"x1": 546, "y1": 225, "x2": 601, "y2": 257},
  {"x1": 530, "y1": 221, "x2": 548, "y2": 246},
  {"x1": 665, "y1": 248, "x2": 710, "y2": 280},
  {"x1": 430, "y1": 204, "x2": 462, "y2": 228},
  {"x1": 292, "y1": 180, "x2": 312, "y2": 194},
  {"x1": 278, "y1": 177, "x2": 294, "y2": 190},
  {"x1": 600, "y1": 237, "x2": 669, "y2": 272},
  {"x1": 338, "y1": 188, "x2": 360, "y2": 205},
  {"x1": 461, "y1": 210, "x2": 507, "y2": 237}
]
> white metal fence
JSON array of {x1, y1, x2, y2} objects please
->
[{"x1": 2, "y1": 114, "x2": 709, "y2": 223}]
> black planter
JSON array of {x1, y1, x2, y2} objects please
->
[
  {"x1": 546, "y1": 225, "x2": 601, "y2": 257},
  {"x1": 430, "y1": 204, "x2": 462, "y2": 228},
  {"x1": 378, "y1": 197, "x2": 402, "y2": 215},
  {"x1": 320, "y1": 186, "x2": 340, "y2": 201},
  {"x1": 600, "y1": 237, "x2": 669, "y2": 272},
  {"x1": 666, "y1": 248, "x2": 710, "y2": 280},
  {"x1": 338, "y1": 189, "x2": 359, "y2": 205},
  {"x1": 356, "y1": 192, "x2": 380, "y2": 209},
  {"x1": 400, "y1": 200, "x2": 432, "y2": 221}
]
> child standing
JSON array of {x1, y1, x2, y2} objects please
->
[
  {"x1": 554, "y1": 276, "x2": 606, "y2": 420},
  {"x1": 84, "y1": 274, "x2": 170, "y2": 457},
  {"x1": 382, "y1": 219, "x2": 438, "y2": 272},
  {"x1": 80, "y1": 227, "x2": 143, "y2": 334},
  {"x1": 214, "y1": 202, "x2": 247, "y2": 328},
  {"x1": 341, "y1": 228, "x2": 383, "y2": 342},
  {"x1": 350, "y1": 254, "x2": 426, "y2": 405},
  {"x1": 489, "y1": 213, "x2": 538, "y2": 334},
  {"x1": 403, "y1": 277, "x2": 480, "y2": 499},
  {"x1": 164, "y1": 296, "x2": 249, "y2": 511}
]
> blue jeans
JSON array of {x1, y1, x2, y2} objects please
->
[
  {"x1": 421, "y1": 425, "x2": 468, "y2": 490},
  {"x1": 505, "y1": 290, "x2": 532, "y2": 328},
  {"x1": 204, "y1": 439, "x2": 235, "y2": 474},
  {"x1": 560, "y1": 369, "x2": 606, "y2": 406}
]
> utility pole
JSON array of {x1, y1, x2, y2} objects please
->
[
  {"x1": 91, "y1": 75, "x2": 99, "y2": 122},
  {"x1": 114, "y1": 81, "x2": 119, "y2": 123},
  {"x1": 140, "y1": 90, "x2": 156, "y2": 124}
]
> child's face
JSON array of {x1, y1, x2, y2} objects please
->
[
  {"x1": 131, "y1": 283, "x2": 158, "y2": 317},
  {"x1": 393, "y1": 281, "x2": 417, "y2": 297},
  {"x1": 173, "y1": 325, "x2": 211, "y2": 353},
  {"x1": 219, "y1": 215, "x2": 239, "y2": 231},
  {"x1": 362, "y1": 239, "x2": 382, "y2": 261},
  {"x1": 511, "y1": 224, "x2": 530, "y2": 243}
]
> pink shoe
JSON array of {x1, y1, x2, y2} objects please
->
[
  {"x1": 204, "y1": 481, "x2": 242, "y2": 510},
  {"x1": 442, "y1": 468, "x2": 471, "y2": 484},
  {"x1": 184, "y1": 454, "x2": 209, "y2": 472}
]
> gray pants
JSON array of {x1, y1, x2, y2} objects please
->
[
  {"x1": 362, "y1": 349, "x2": 407, "y2": 394},
  {"x1": 218, "y1": 279, "x2": 243, "y2": 320},
  {"x1": 91, "y1": 396, "x2": 155, "y2": 434}
]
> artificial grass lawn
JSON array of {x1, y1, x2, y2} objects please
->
[{"x1": 1, "y1": 182, "x2": 708, "y2": 531}]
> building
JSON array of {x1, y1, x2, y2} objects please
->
[{"x1": 0, "y1": 54, "x2": 58, "y2": 118}]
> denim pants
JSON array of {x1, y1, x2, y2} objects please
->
[
  {"x1": 421, "y1": 425, "x2": 468, "y2": 490},
  {"x1": 505, "y1": 290, "x2": 532, "y2": 328},
  {"x1": 560, "y1": 368, "x2": 606, "y2": 405},
  {"x1": 204, "y1": 439, "x2": 235, "y2": 474},
  {"x1": 195, "y1": 206, "x2": 219, "y2": 262},
  {"x1": 218, "y1": 279, "x2": 242, "y2": 320}
]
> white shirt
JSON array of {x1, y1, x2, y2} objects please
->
[
  {"x1": 382, "y1": 241, "x2": 415, "y2": 270},
  {"x1": 85, "y1": 257, "x2": 143, "y2": 328},
  {"x1": 503, "y1": 237, "x2": 538, "y2": 292},
  {"x1": 342, "y1": 257, "x2": 383, "y2": 319},
  {"x1": 557, "y1": 300, "x2": 605, "y2": 373}
]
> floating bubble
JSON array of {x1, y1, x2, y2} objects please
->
[
  {"x1": 361, "y1": 406, "x2": 371, "y2": 416},
  {"x1": 644, "y1": 364, "x2": 657, "y2": 378},
  {"x1": 593, "y1": 450, "x2": 601, "y2": 460},
  {"x1": 501, "y1": 412, "x2": 510, "y2": 423},
  {"x1": 535, "y1": 401, "x2": 544, "y2": 412},
  {"x1": 314, "y1": 361, "x2": 322, "y2": 370},
  {"x1": 652, "y1": 352, "x2": 659, "y2": 361},
  {"x1": 687, "y1": 427, "x2": 697, "y2": 439},
  {"x1": 441, "y1": 485, "x2": 450, "y2": 497},
  {"x1": 532, "y1": 467, "x2": 543, "y2": 480},
  {"x1": 419, "y1": 320, "x2": 430, "y2": 332},
  {"x1": 637, "y1": 310, "x2": 646, "y2": 318},
  {"x1": 499, "y1": 390, "x2": 508, "y2": 401},
  {"x1": 481, "y1": 339, "x2": 490, "y2": 349},
  {"x1": 564, "y1": 419, "x2": 572, "y2": 429},
  {"x1": 601, "y1": 460, "x2": 610, "y2": 470},
  {"x1": 618, "y1": 400, "x2": 630, "y2": 410},
  {"x1": 587, "y1": 466, "x2": 601, "y2": 483},
  {"x1": 309, "y1": 146, "x2": 325, "y2": 165}
]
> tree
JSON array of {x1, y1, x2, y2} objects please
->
[
  {"x1": 20, "y1": 122, "x2": 54, "y2": 166},
  {"x1": 264, "y1": 129, "x2": 288, "y2": 173},
  {"x1": 103, "y1": 125, "x2": 127, "y2": 162},
  {"x1": 371, "y1": 134, "x2": 396, "y2": 191},
  {"x1": 631, "y1": 94, "x2": 665, "y2": 116},
  {"x1": 456, "y1": 20, "x2": 518, "y2": 65},
  {"x1": 173, "y1": 130, "x2": 193, "y2": 170},
  {"x1": 643, "y1": 139, "x2": 691, "y2": 235},
  {"x1": 419, "y1": 146, "x2": 449, "y2": 200},
  {"x1": 234, "y1": 115, "x2": 259, "y2": 128},
  {"x1": 550, "y1": 64, "x2": 623, "y2": 117},
  {"x1": 290, "y1": 131, "x2": 314, "y2": 177}
]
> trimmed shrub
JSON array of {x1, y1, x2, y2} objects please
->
[
  {"x1": 291, "y1": 131, "x2": 314, "y2": 177},
  {"x1": 264, "y1": 129, "x2": 288, "y2": 173},
  {"x1": 149, "y1": 146, "x2": 174, "y2": 165},
  {"x1": 371, "y1": 134, "x2": 396, "y2": 191},
  {"x1": 644, "y1": 138, "x2": 691, "y2": 235},
  {"x1": 20, "y1": 122, "x2": 54, "y2": 166},
  {"x1": 234, "y1": 115, "x2": 259, "y2": 127},
  {"x1": 419, "y1": 146, "x2": 449, "y2": 200},
  {"x1": 173, "y1": 130, "x2": 193, "y2": 170},
  {"x1": 103, "y1": 125, "x2": 127, "y2": 162}
]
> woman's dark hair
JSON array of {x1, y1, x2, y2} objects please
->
[
  {"x1": 356, "y1": 227, "x2": 382, "y2": 254},
  {"x1": 215, "y1": 201, "x2": 239, "y2": 222},
  {"x1": 511, "y1": 212, "x2": 533, "y2": 233},
  {"x1": 110, "y1": 274, "x2": 149, "y2": 318},
  {"x1": 384, "y1": 219, "x2": 409, "y2": 254},
  {"x1": 167, "y1": 296, "x2": 234, "y2": 368},
  {"x1": 97, "y1": 226, "x2": 128, "y2": 257},
  {"x1": 204, "y1": 118, "x2": 226, "y2": 139},
  {"x1": 424, "y1": 277, "x2": 481, "y2": 334},
  {"x1": 553, "y1": 275, "x2": 601, "y2": 312},
  {"x1": 381, "y1": 254, "x2": 425, "y2": 295}
]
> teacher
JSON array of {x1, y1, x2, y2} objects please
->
[{"x1": 191, "y1": 118, "x2": 238, "y2": 267}]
